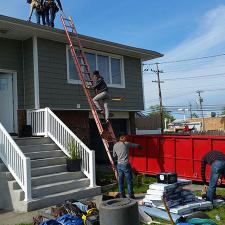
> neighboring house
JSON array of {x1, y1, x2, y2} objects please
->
[
  {"x1": 188, "y1": 117, "x2": 225, "y2": 133},
  {"x1": 0, "y1": 15, "x2": 162, "y2": 162}
]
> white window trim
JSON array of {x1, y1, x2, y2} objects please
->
[{"x1": 66, "y1": 46, "x2": 126, "y2": 88}]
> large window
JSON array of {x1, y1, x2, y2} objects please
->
[{"x1": 67, "y1": 47, "x2": 125, "y2": 88}]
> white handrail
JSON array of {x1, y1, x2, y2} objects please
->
[
  {"x1": 28, "y1": 108, "x2": 96, "y2": 187},
  {"x1": 0, "y1": 123, "x2": 31, "y2": 201}
]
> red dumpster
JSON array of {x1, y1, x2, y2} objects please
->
[{"x1": 128, "y1": 134, "x2": 225, "y2": 182}]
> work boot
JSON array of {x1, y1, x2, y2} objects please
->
[
  {"x1": 129, "y1": 195, "x2": 136, "y2": 199},
  {"x1": 116, "y1": 193, "x2": 126, "y2": 198}
]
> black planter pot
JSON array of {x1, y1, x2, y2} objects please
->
[{"x1": 66, "y1": 158, "x2": 81, "y2": 172}]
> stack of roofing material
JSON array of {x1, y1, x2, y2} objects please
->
[{"x1": 143, "y1": 179, "x2": 213, "y2": 215}]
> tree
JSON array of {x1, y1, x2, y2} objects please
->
[
  {"x1": 191, "y1": 113, "x2": 199, "y2": 118},
  {"x1": 147, "y1": 105, "x2": 175, "y2": 128}
]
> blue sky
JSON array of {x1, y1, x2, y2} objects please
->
[{"x1": 1, "y1": 1, "x2": 225, "y2": 117}]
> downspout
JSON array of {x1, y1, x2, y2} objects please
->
[{"x1": 33, "y1": 36, "x2": 40, "y2": 109}]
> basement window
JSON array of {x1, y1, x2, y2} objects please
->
[{"x1": 66, "y1": 46, "x2": 125, "y2": 88}]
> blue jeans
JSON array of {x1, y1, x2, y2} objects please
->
[
  {"x1": 117, "y1": 163, "x2": 134, "y2": 196},
  {"x1": 44, "y1": 10, "x2": 50, "y2": 26},
  {"x1": 49, "y1": 7, "x2": 56, "y2": 27},
  {"x1": 35, "y1": 11, "x2": 46, "y2": 25},
  {"x1": 207, "y1": 160, "x2": 225, "y2": 202},
  {"x1": 45, "y1": 7, "x2": 57, "y2": 27}
]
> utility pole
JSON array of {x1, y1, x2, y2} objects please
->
[
  {"x1": 152, "y1": 63, "x2": 164, "y2": 134},
  {"x1": 189, "y1": 103, "x2": 192, "y2": 119},
  {"x1": 196, "y1": 90, "x2": 205, "y2": 131}
]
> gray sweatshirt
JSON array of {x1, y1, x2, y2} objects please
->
[{"x1": 113, "y1": 141, "x2": 140, "y2": 164}]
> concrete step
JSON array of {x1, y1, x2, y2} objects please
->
[
  {"x1": 27, "y1": 186, "x2": 101, "y2": 211},
  {"x1": 20, "y1": 143, "x2": 58, "y2": 153},
  {"x1": 25, "y1": 150, "x2": 65, "y2": 160},
  {"x1": 31, "y1": 157, "x2": 66, "y2": 168},
  {"x1": 32, "y1": 171, "x2": 85, "y2": 186},
  {"x1": 11, "y1": 171, "x2": 85, "y2": 189},
  {"x1": 32, "y1": 178, "x2": 90, "y2": 198},
  {"x1": 31, "y1": 164, "x2": 67, "y2": 177},
  {"x1": 14, "y1": 137, "x2": 53, "y2": 146}
]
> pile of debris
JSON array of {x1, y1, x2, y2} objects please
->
[
  {"x1": 139, "y1": 172, "x2": 225, "y2": 224},
  {"x1": 143, "y1": 179, "x2": 213, "y2": 215},
  {"x1": 33, "y1": 200, "x2": 100, "y2": 225}
]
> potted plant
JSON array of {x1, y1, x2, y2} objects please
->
[{"x1": 66, "y1": 140, "x2": 82, "y2": 172}]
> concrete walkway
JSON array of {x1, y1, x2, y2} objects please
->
[{"x1": 0, "y1": 210, "x2": 39, "y2": 225}]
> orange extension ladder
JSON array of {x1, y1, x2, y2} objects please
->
[{"x1": 60, "y1": 14, "x2": 118, "y2": 180}]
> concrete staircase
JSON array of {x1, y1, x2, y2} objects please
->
[{"x1": 1, "y1": 137, "x2": 101, "y2": 212}]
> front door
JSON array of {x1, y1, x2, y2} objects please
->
[{"x1": 0, "y1": 74, "x2": 14, "y2": 133}]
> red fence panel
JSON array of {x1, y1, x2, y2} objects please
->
[{"x1": 128, "y1": 134, "x2": 225, "y2": 182}]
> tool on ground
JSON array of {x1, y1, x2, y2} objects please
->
[
  {"x1": 60, "y1": 12, "x2": 118, "y2": 180},
  {"x1": 162, "y1": 196, "x2": 176, "y2": 225}
]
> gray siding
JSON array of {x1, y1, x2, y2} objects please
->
[
  {"x1": 0, "y1": 38, "x2": 24, "y2": 108},
  {"x1": 23, "y1": 38, "x2": 34, "y2": 108},
  {"x1": 38, "y1": 38, "x2": 144, "y2": 111}
]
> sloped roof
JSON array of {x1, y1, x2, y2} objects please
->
[{"x1": 0, "y1": 15, "x2": 163, "y2": 61}]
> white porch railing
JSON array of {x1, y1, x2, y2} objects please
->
[
  {"x1": 27, "y1": 108, "x2": 96, "y2": 187},
  {"x1": 0, "y1": 123, "x2": 32, "y2": 201}
]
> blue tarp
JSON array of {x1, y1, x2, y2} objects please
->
[{"x1": 40, "y1": 214, "x2": 84, "y2": 225}]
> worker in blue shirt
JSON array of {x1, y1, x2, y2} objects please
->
[{"x1": 43, "y1": 0, "x2": 63, "y2": 27}]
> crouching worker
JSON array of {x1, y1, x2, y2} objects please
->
[
  {"x1": 201, "y1": 150, "x2": 225, "y2": 202},
  {"x1": 28, "y1": 0, "x2": 45, "y2": 25},
  {"x1": 87, "y1": 70, "x2": 111, "y2": 123},
  {"x1": 113, "y1": 135, "x2": 142, "y2": 199}
]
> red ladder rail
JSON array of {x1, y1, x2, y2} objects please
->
[{"x1": 60, "y1": 15, "x2": 118, "y2": 181}]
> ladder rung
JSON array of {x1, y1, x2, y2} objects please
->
[
  {"x1": 63, "y1": 17, "x2": 72, "y2": 22},
  {"x1": 80, "y1": 64, "x2": 87, "y2": 67}
]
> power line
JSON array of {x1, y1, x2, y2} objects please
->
[
  {"x1": 143, "y1": 53, "x2": 225, "y2": 66},
  {"x1": 144, "y1": 72, "x2": 225, "y2": 81}
]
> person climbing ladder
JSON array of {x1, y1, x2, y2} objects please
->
[{"x1": 86, "y1": 70, "x2": 111, "y2": 123}]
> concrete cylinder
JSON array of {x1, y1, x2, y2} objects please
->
[{"x1": 99, "y1": 198, "x2": 139, "y2": 225}]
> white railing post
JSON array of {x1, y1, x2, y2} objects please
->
[
  {"x1": 24, "y1": 157, "x2": 32, "y2": 201},
  {"x1": 44, "y1": 108, "x2": 48, "y2": 137},
  {"x1": 89, "y1": 150, "x2": 96, "y2": 187}
]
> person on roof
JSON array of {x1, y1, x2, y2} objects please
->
[
  {"x1": 28, "y1": 0, "x2": 46, "y2": 25},
  {"x1": 43, "y1": 0, "x2": 63, "y2": 27},
  {"x1": 86, "y1": 70, "x2": 111, "y2": 123},
  {"x1": 201, "y1": 150, "x2": 225, "y2": 202}
]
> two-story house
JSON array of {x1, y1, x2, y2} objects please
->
[{"x1": 0, "y1": 15, "x2": 162, "y2": 211}]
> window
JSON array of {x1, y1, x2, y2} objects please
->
[{"x1": 67, "y1": 46, "x2": 125, "y2": 88}]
